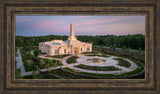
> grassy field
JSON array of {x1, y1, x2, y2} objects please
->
[
  {"x1": 64, "y1": 58, "x2": 144, "y2": 78},
  {"x1": 20, "y1": 46, "x2": 38, "y2": 55},
  {"x1": 21, "y1": 54, "x2": 37, "y2": 72},
  {"x1": 75, "y1": 64, "x2": 120, "y2": 71},
  {"x1": 66, "y1": 56, "x2": 79, "y2": 64},
  {"x1": 23, "y1": 73, "x2": 60, "y2": 79},
  {"x1": 113, "y1": 58, "x2": 131, "y2": 68},
  {"x1": 19, "y1": 47, "x2": 63, "y2": 71},
  {"x1": 64, "y1": 67, "x2": 114, "y2": 77},
  {"x1": 94, "y1": 47, "x2": 145, "y2": 64},
  {"x1": 82, "y1": 50, "x2": 100, "y2": 54},
  {"x1": 32, "y1": 57, "x2": 63, "y2": 69},
  {"x1": 87, "y1": 54, "x2": 109, "y2": 57},
  {"x1": 16, "y1": 46, "x2": 145, "y2": 79},
  {"x1": 51, "y1": 54, "x2": 70, "y2": 58}
]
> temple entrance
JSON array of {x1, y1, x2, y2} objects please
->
[{"x1": 74, "y1": 47, "x2": 79, "y2": 55}]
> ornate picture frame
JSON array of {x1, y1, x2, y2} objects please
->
[{"x1": 0, "y1": 0, "x2": 159, "y2": 94}]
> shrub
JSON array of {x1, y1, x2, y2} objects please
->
[{"x1": 34, "y1": 50, "x2": 39, "y2": 57}]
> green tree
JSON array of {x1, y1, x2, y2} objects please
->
[
  {"x1": 110, "y1": 45, "x2": 113, "y2": 49},
  {"x1": 45, "y1": 63, "x2": 50, "y2": 69},
  {"x1": 32, "y1": 71, "x2": 42, "y2": 79},
  {"x1": 139, "y1": 48, "x2": 142, "y2": 52},
  {"x1": 102, "y1": 48, "x2": 105, "y2": 53},
  {"x1": 122, "y1": 45, "x2": 127, "y2": 51},
  {"x1": 40, "y1": 59, "x2": 45, "y2": 67},
  {"x1": 127, "y1": 47, "x2": 131, "y2": 52},
  {"x1": 33, "y1": 50, "x2": 39, "y2": 57},
  {"x1": 112, "y1": 46, "x2": 116, "y2": 50}
]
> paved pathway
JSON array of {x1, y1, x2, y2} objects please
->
[
  {"x1": 40, "y1": 55, "x2": 138, "y2": 74},
  {"x1": 38, "y1": 55, "x2": 61, "y2": 61},
  {"x1": 61, "y1": 55, "x2": 74, "y2": 65},
  {"x1": 16, "y1": 49, "x2": 26, "y2": 75},
  {"x1": 31, "y1": 50, "x2": 34, "y2": 55},
  {"x1": 68, "y1": 55, "x2": 137, "y2": 74},
  {"x1": 16, "y1": 51, "x2": 139, "y2": 76},
  {"x1": 16, "y1": 49, "x2": 40, "y2": 76}
]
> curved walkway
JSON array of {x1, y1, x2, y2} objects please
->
[
  {"x1": 16, "y1": 52, "x2": 141, "y2": 76},
  {"x1": 68, "y1": 55, "x2": 138, "y2": 74},
  {"x1": 40, "y1": 54, "x2": 138, "y2": 74}
]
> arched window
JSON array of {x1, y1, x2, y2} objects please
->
[
  {"x1": 87, "y1": 47, "x2": 90, "y2": 51},
  {"x1": 54, "y1": 50, "x2": 59, "y2": 55},
  {"x1": 64, "y1": 49, "x2": 66, "y2": 53}
]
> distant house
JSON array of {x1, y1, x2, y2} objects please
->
[{"x1": 39, "y1": 22, "x2": 92, "y2": 56}]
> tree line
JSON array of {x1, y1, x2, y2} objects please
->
[{"x1": 16, "y1": 34, "x2": 145, "y2": 50}]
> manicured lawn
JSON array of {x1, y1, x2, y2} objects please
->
[
  {"x1": 82, "y1": 50, "x2": 100, "y2": 54},
  {"x1": 64, "y1": 59, "x2": 144, "y2": 78},
  {"x1": 83, "y1": 50, "x2": 109, "y2": 58},
  {"x1": 66, "y1": 56, "x2": 79, "y2": 64},
  {"x1": 51, "y1": 54, "x2": 70, "y2": 58},
  {"x1": 87, "y1": 54, "x2": 109, "y2": 57},
  {"x1": 49, "y1": 69, "x2": 87, "y2": 79},
  {"x1": 21, "y1": 54, "x2": 37, "y2": 72},
  {"x1": 63, "y1": 68, "x2": 114, "y2": 76},
  {"x1": 15, "y1": 69, "x2": 22, "y2": 79},
  {"x1": 53, "y1": 70, "x2": 75, "y2": 79},
  {"x1": 121, "y1": 59, "x2": 144, "y2": 76},
  {"x1": 23, "y1": 74, "x2": 60, "y2": 79},
  {"x1": 20, "y1": 47, "x2": 39, "y2": 72},
  {"x1": 40, "y1": 74, "x2": 60, "y2": 79},
  {"x1": 94, "y1": 47, "x2": 145, "y2": 64},
  {"x1": 113, "y1": 58, "x2": 131, "y2": 68},
  {"x1": 75, "y1": 64, "x2": 120, "y2": 71},
  {"x1": 22, "y1": 58, "x2": 144, "y2": 79},
  {"x1": 20, "y1": 46, "x2": 38, "y2": 55},
  {"x1": 32, "y1": 57, "x2": 63, "y2": 69}
]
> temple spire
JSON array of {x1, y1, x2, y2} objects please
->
[
  {"x1": 68, "y1": 22, "x2": 77, "y2": 40},
  {"x1": 70, "y1": 22, "x2": 74, "y2": 36}
]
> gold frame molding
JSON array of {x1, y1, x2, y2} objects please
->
[{"x1": 0, "y1": 0, "x2": 159, "y2": 94}]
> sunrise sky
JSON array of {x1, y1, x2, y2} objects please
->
[{"x1": 15, "y1": 15, "x2": 145, "y2": 36}]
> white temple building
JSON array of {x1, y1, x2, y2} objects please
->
[{"x1": 39, "y1": 22, "x2": 92, "y2": 56}]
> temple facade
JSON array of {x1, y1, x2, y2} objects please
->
[{"x1": 39, "y1": 22, "x2": 92, "y2": 56}]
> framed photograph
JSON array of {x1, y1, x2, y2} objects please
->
[
  {"x1": 15, "y1": 15, "x2": 146, "y2": 80},
  {"x1": 0, "y1": 0, "x2": 159, "y2": 94}
]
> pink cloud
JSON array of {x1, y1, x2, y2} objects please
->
[
  {"x1": 107, "y1": 23, "x2": 145, "y2": 30},
  {"x1": 74, "y1": 21, "x2": 145, "y2": 35},
  {"x1": 16, "y1": 15, "x2": 145, "y2": 36},
  {"x1": 32, "y1": 19, "x2": 69, "y2": 33},
  {"x1": 75, "y1": 16, "x2": 134, "y2": 27}
]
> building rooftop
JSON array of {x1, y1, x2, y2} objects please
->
[{"x1": 47, "y1": 43, "x2": 61, "y2": 46}]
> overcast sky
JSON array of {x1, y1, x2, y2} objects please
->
[{"x1": 15, "y1": 15, "x2": 145, "y2": 36}]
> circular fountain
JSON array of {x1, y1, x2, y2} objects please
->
[{"x1": 87, "y1": 56, "x2": 108, "y2": 64}]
